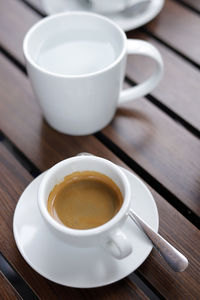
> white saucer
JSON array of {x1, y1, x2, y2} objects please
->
[
  {"x1": 13, "y1": 167, "x2": 158, "y2": 288},
  {"x1": 41, "y1": 0, "x2": 164, "y2": 31}
]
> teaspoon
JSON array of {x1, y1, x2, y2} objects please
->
[
  {"x1": 77, "y1": 152, "x2": 188, "y2": 271},
  {"x1": 129, "y1": 209, "x2": 188, "y2": 272}
]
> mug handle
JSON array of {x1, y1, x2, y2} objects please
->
[
  {"x1": 106, "y1": 229, "x2": 132, "y2": 259},
  {"x1": 119, "y1": 39, "x2": 164, "y2": 104}
]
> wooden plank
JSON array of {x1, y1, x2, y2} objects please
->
[
  {"x1": 145, "y1": 0, "x2": 200, "y2": 65},
  {"x1": 0, "y1": 0, "x2": 199, "y2": 133},
  {"x1": 102, "y1": 86, "x2": 200, "y2": 216},
  {"x1": 0, "y1": 272, "x2": 22, "y2": 300},
  {"x1": 1, "y1": 48, "x2": 199, "y2": 216},
  {"x1": 0, "y1": 0, "x2": 39, "y2": 64},
  {"x1": 0, "y1": 145, "x2": 147, "y2": 299},
  {"x1": 0, "y1": 140, "x2": 200, "y2": 299},
  {"x1": 126, "y1": 30, "x2": 200, "y2": 130}
]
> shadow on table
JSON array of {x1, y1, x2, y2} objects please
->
[{"x1": 106, "y1": 107, "x2": 155, "y2": 152}]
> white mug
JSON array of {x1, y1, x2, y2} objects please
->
[
  {"x1": 23, "y1": 12, "x2": 163, "y2": 135},
  {"x1": 38, "y1": 155, "x2": 132, "y2": 259},
  {"x1": 90, "y1": 0, "x2": 149, "y2": 14}
]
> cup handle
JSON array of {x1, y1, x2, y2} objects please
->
[
  {"x1": 119, "y1": 39, "x2": 164, "y2": 104},
  {"x1": 105, "y1": 229, "x2": 132, "y2": 259}
]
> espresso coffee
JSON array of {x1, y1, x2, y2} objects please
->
[{"x1": 47, "y1": 171, "x2": 123, "y2": 229}]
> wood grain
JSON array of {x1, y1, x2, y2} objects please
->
[
  {"x1": 1, "y1": 51, "x2": 199, "y2": 216},
  {"x1": 126, "y1": 30, "x2": 200, "y2": 130},
  {"x1": 0, "y1": 144, "x2": 147, "y2": 300},
  {"x1": 0, "y1": 0, "x2": 39, "y2": 64},
  {"x1": 145, "y1": 0, "x2": 200, "y2": 65},
  {"x1": 103, "y1": 83, "x2": 200, "y2": 216},
  {"x1": 0, "y1": 140, "x2": 200, "y2": 299},
  {"x1": 0, "y1": 272, "x2": 22, "y2": 300}
]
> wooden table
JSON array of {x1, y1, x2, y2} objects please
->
[{"x1": 0, "y1": 0, "x2": 199, "y2": 299}]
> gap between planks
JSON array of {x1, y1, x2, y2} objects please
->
[
  {"x1": 172, "y1": 0, "x2": 200, "y2": 15},
  {"x1": 0, "y1": 252, "x2": 39, "y2": 300},
  {"x1": 95, "y1": 132, "x2": 200, "y2": 229},
  {"x1": 139, "y1": 28, "x2": 200, "y2": 70},
  {"x1": 1, "y1": 128, "x2": 199, "y2": 230},
  {"x1": 125, "y1": 76, "x2": 200, "y2": 139}
]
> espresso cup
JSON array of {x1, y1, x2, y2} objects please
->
[
  {"x1": 23, "y1": 12, "x2": 163, "y2": 135},
  {"x1": 38, "y1": 156, "x2": 132, "y2": 259}
]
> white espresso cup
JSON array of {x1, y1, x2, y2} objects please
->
[
  {"x1": 38, "y1": 156, "x2": 132, "y2": 259},
  {"x1": 23, "y1": 12, "x2": 163, "y2": 135}
]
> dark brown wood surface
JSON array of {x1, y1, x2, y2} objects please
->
[
  {"x1": 103, "y1": 91, "x2": 200, "y2": 216},
  {"x1": 0, "y1": 272, "x2": 22, "y2": 300},
  {"x1": 145, "y1": 0, "x2": 200, "y2": 65},
  {"x1": 126, "y1": 30, "x2": 200, "y2": 130},
  {"x1": 0, "y1": 0, "x2": 39, "y2": 64},
  {"x1": 0, "y1": 0, "x2": 199, "y2": 299}
]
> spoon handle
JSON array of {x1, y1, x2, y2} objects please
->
[
  {"x1": 77, "y1": 153, "x2": 188, "y2": 272},
  {"x1": 129, "y1": 209, "x2": 188, "y2": 272}
]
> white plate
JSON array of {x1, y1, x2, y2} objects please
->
[
  {"x1": 41, "y1": 0, "x2": 164, "y2": 31},
  {"x1": 13, "y1": 167, "x2": 158, "y2": 288}
]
